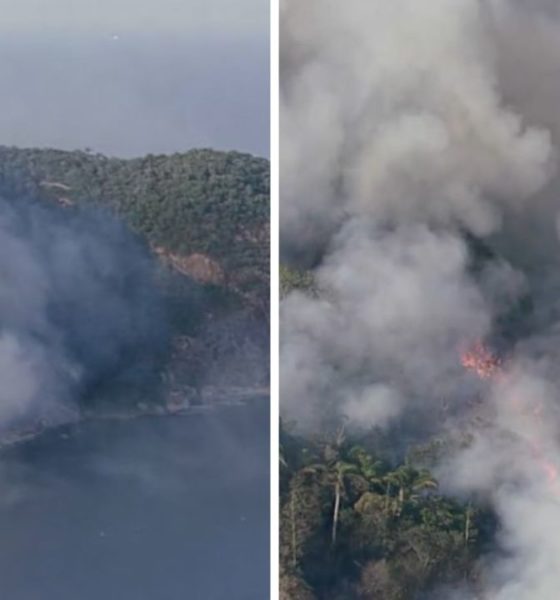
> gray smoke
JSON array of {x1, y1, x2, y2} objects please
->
[
  {"x1": 281, "y1": 0, "x2": 560, "y2": 597},
  {"x1": 0, "y1": 197, "x2": 167, "y2": 429}
]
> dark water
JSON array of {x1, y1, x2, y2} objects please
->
[{"x1": 0, "y1": 401, "x2": 269, "y2": 600}]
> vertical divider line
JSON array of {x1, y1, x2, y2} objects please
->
[{"x1": 270, "y1": 0, "x2": 280, "y2": 596}]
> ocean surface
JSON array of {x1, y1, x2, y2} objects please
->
[{"x1": 0, "y1": 400, "x2": 269, "y2": 600}]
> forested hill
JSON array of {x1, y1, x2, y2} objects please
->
[{"x1": 0, "y1": 146, "x2": 269, "y2": 314}]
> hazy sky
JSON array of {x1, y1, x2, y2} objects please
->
[
  {"x1": 0, "y1": 0, "x2": 266, "y2": 35},
  {"x1": 0, "y1": 0, "x2": 269, "y2": 157}
]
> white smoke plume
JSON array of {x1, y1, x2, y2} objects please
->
[
  {"x1": 281, "y1": 0, "x2": 560, "y2": 597},
  {"x1": 0, "y1": 197, "x2": 167, "y2": 430}
]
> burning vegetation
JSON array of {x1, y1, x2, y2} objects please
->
[
  {"x1": 461, "y1": 342, "x2": 503, "y2": 380},
  {"x1": 280, "y1": 0, "x2": 560, "y2": 598},
  {"x1": 461, "y1": 340, "x2": 560, "y2": 494}
]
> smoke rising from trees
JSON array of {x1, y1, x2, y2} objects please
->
[
  {"x1": 0, "y1": 197, "x2": 167, "y2": 429},
  {"x1": 281, "y1": 1, "x2": 560, "y2": 596}
]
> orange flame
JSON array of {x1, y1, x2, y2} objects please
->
[
  {"x1": 530, "y1": 441, "x2": 560, "y2": 490},
  {"x1": 461, "y1": 342, "x2": 502, "y2": 380},
  {"x1": 461, "y1": 341, "x2": 560, "y2": 494},
  {"x1": 543, "y1": 461, "x2": 559, "y2": 486}
]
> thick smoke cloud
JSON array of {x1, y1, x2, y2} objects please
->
[
  {"x1": 281, "y1": 0, "x2": 560, "y2": 597},
  {"x1": 282, "y1": 225, "x2": 491, "y2": 430},
  {"x1": 0, "y1": 197, "x2": 166, "y2": 430},
  {"x1": 281, "y1": 0, "x2": 553, "y2": 257}
]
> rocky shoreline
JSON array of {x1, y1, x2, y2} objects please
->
[{"x1": 0, "y1": 386, "x2": 269, "y2": 451}]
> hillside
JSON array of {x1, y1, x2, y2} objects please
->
[
  {"x1": 0, "y1": 146, "x2": 269, "y2": 410},
  {"x1": 0, "y1": 146, "x2": 269, "y2": 315},
  {"x1": 278, "y1": 236, "x2": 526, "y2": 599}
]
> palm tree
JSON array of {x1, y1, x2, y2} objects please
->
[
  {"x1": 384, "y1": 465, "x2": 438, "y2": 517},
  {"x1": 464, "y1": 501, "x2": 474, "y2": 545},
  {"x1": 348, "y1": 446, "x2": 385, "y2": 493},
  {"x1": 330, "y1": 458, "x2": 362, "y2": 547},
  {"x1": 280, "y1": 443, "x2": 289, "y2": 469},
  {"x1": 303, "y1": 426, "x2": 364, "y2": 548}
]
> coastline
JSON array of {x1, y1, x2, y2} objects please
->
[{"x1": 0, "y1": 386, "x2": 270, "y2": 451}]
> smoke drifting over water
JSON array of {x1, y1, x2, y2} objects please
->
[
  {"x1": 281, "y1": 1, "x2": 560, "y2": 597},
  {"x1": 0, "y1": 197, "x2": 166, "y2": 429}
]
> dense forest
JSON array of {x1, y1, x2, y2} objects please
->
[
  {"x1": 280, "y1": 422, "x2": 496, "y2": 600},
  {"x1": 279, "y1": 265, "x2": 499, "y2": 600},
  {"x1": 0, "y1": 146, "x2": 269, "y2": 315},
  {"x1": 0, "y1": 146, "x2": 270, "y2": 409}
]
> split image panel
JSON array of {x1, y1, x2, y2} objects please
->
[
  {"x1": 279, "y1": 1, "x2": 560, "y2": 599},
  {"x1": 0, "y1": 1, "x2": 269, "y2": 599}
]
